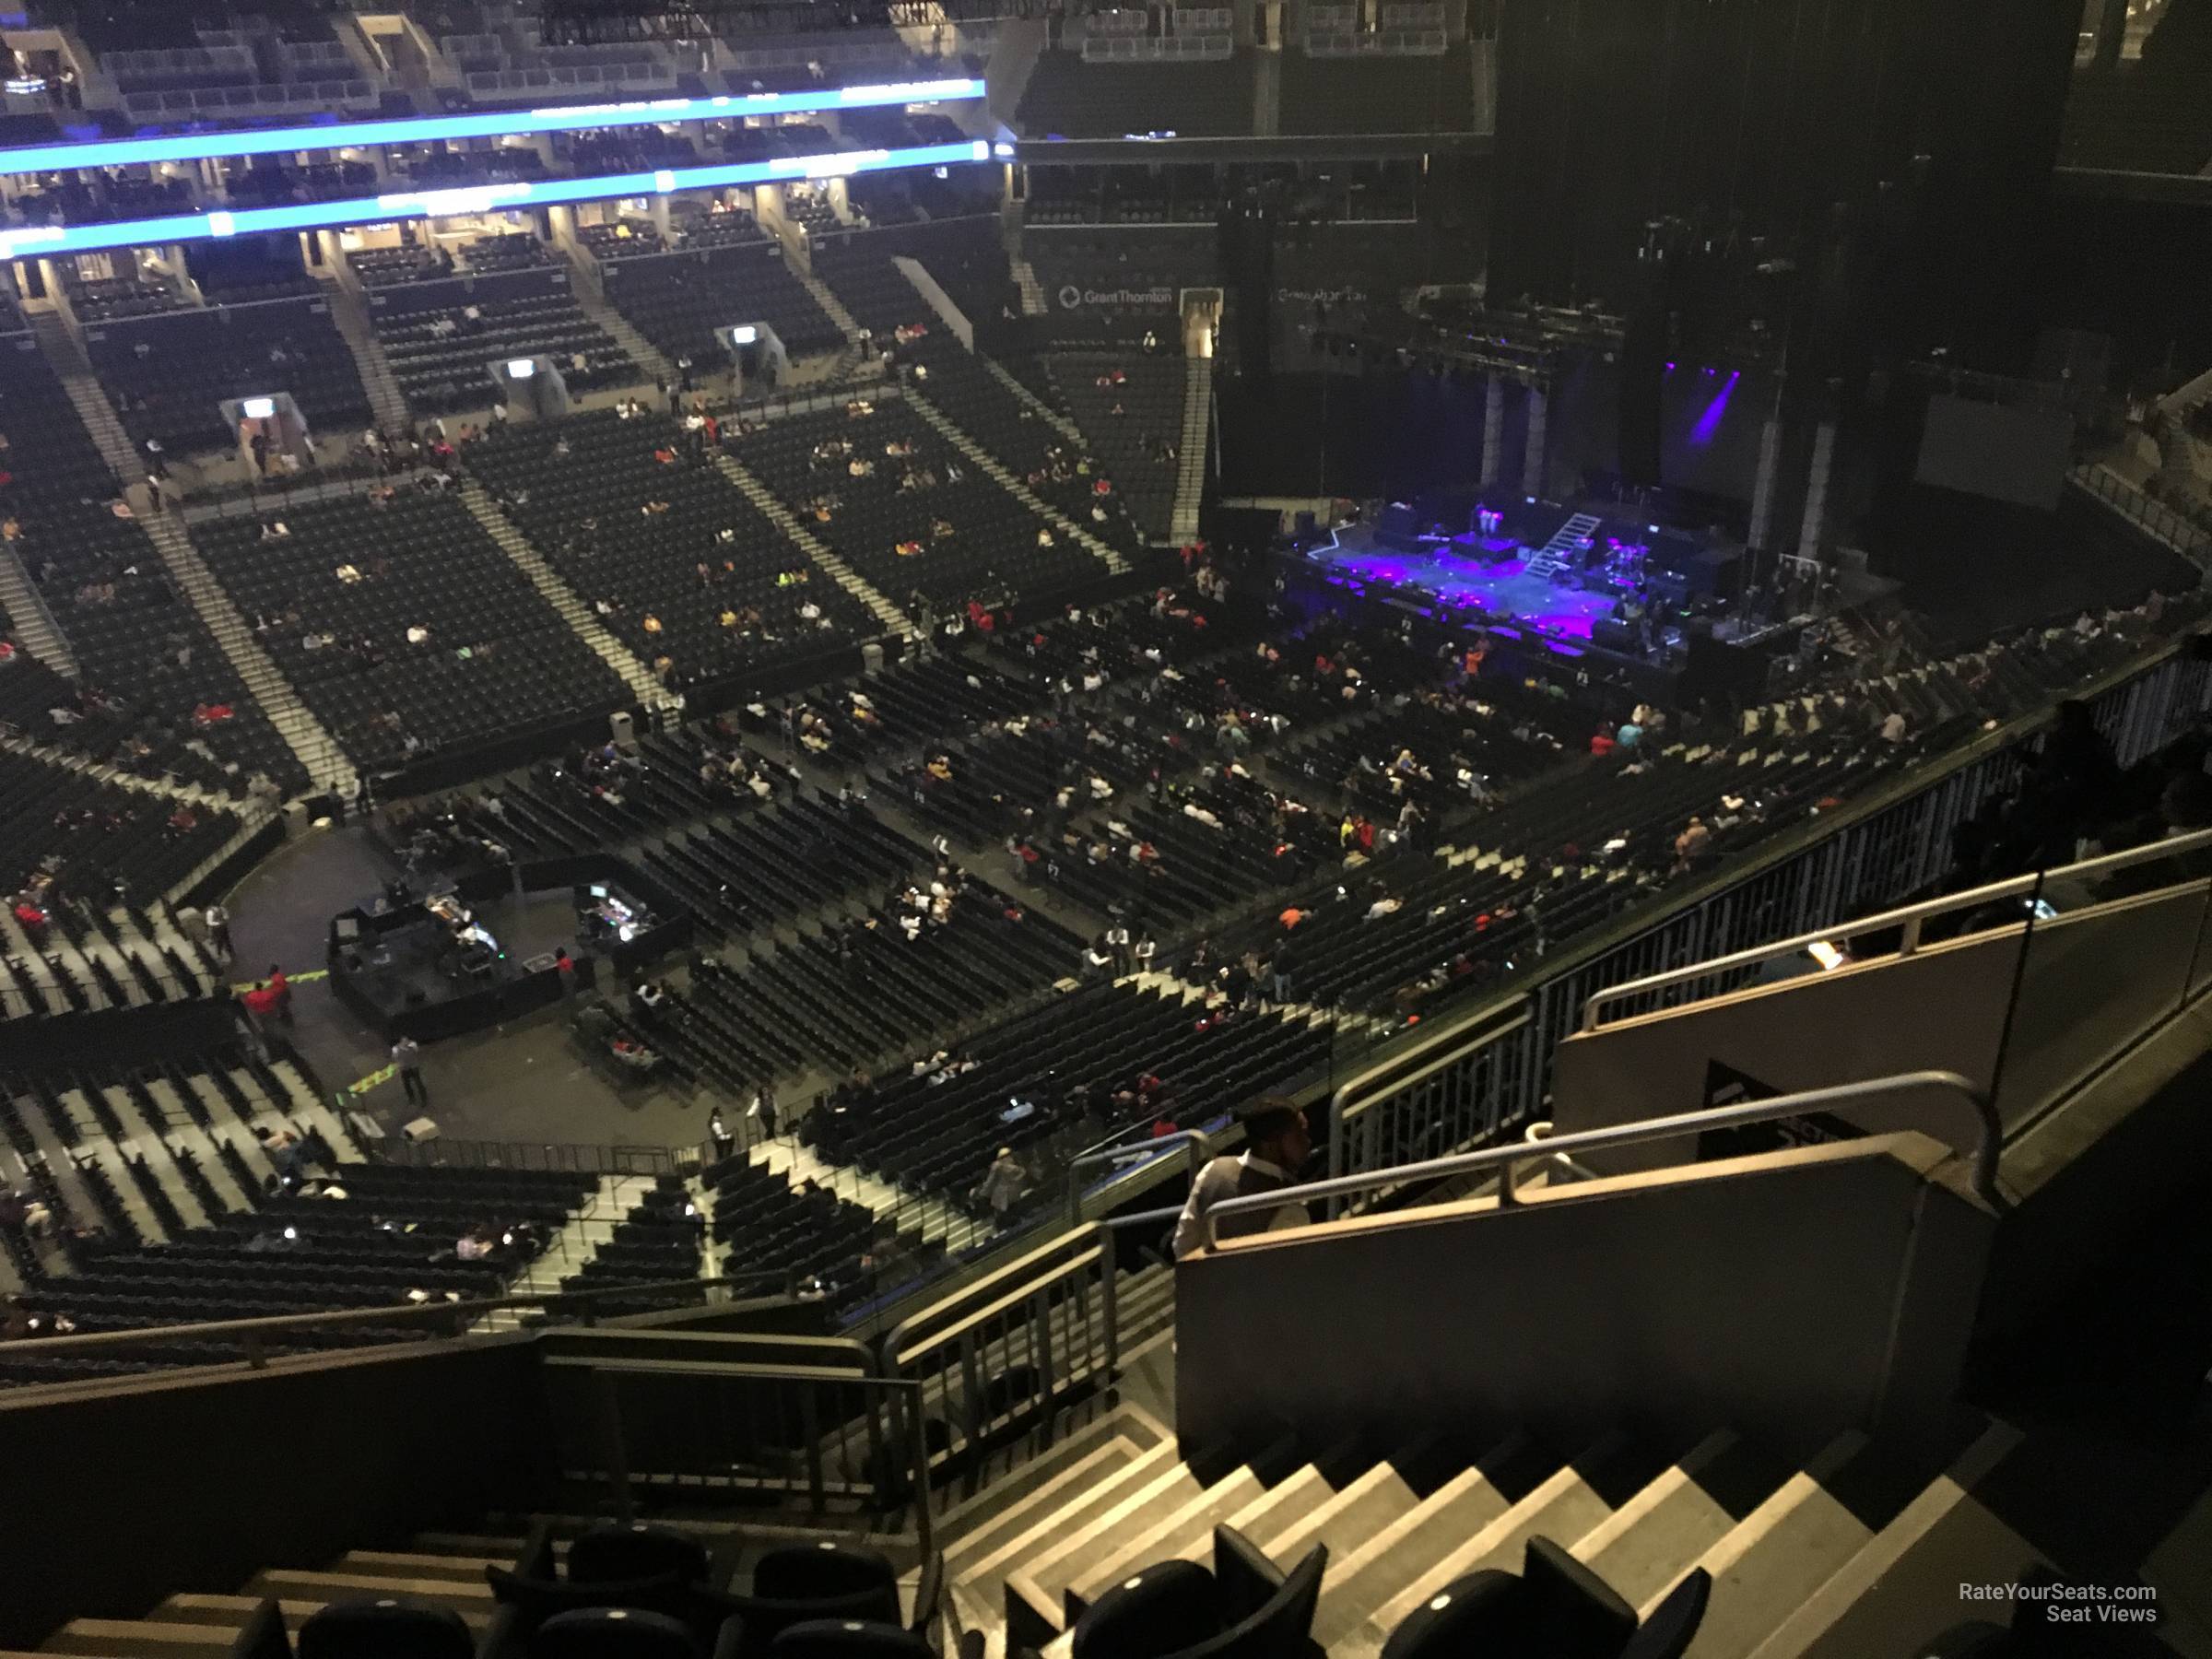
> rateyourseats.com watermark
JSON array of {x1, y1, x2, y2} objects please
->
[{"x1": 1961, "y1": 1581, "x2": 2161, "y2": 1627}]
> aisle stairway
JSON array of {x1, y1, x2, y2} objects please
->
[
  {"x1": 320, "y1": 276, "x2": 413, "y2": 435},
  {"x1": 1011, "y1": 256, "x2": 1049, "y2": 320},
  {"x1": 947, "y1": 1404, "x2": 2056, "y2": 1659},
  {"x1": 707, "y1": 451, "x2": 914, "y2": 638},
  {"x1": 1521, "y1": 511, "x2": 1603, "y2": 581},
  {"x1": 0, "y1": 538, "x2": 79, "y2": 677},
  {"x1": 455, "y1": 479, "x2": 673, "y2": 713},
  {"x1": 797, "y1": 264, "x2": 865, "y2": 349},
  {"x1": 569, "y1": 265, "x2": 676, "y2": 386},
  {"x1": 745, "y1": 1133, "x2": 992, "y2": 1253},
  {"x1": 1171, "y1": 357, "x2": 1210, "y2": 543},
  {"x1": 902, "y1": 390, "x2": 1130, "y2": 576},
  {"x1": 29, "y1": 313, "x2": 355, "y2": 797},
  {"x1": 980, "y1": 355, "x2": 1083, "y2": 445}
]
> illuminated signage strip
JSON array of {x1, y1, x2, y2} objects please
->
[
  {"x1": 0, "y1": 77, "x2": 985, "y2": 178},
  {"x1": 0, "y1": 138, "x2": 990, "y2": 260}
]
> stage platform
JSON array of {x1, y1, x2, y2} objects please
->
[{"x1": 1309, "y1": 523, "x2": 1623, "y2": 641}]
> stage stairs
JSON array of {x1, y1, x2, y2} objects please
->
[{"x1": 1521, "y1": 511, "x2": 1603, "y2": 580}]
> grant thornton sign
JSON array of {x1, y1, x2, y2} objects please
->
[{"x1": 1056, "y1": 282, "x2": 1176, "y2": 310}]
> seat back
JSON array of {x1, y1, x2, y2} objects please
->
[
  {"x1": 770, "y1": 1620, "x2": 935, "y2": 1659},
  {"x1": 1618, "y1": 1569, "x2": 1711, "y2": 1659},
  {"x1": 229, "y1": 1597, "x2": 291, "y2": 1659},
  {"x1": 487, "y1": 1567, "x2": 692, "y2": 1635},
  {"x1": 1521, "y1": 1535, "x2": 1639, "y2": 1656},
  {"x1": 568, "y1": 1523, "x2": 713, "y2": 1587},
  {"x1": 298, "y1": 1597, "x2": 476, "y2": 1659},
  {"x1": 1071, "y1": 1561, "x2": 1220, "y2": 1659},
  {"x1": 1174, "y1": 1544, "x2": 1326, "y2": 1659},
  {"x1": 533, "y1": 1606, "x2": 700, "y2": 1659},
  {"x1": 750, "y1": 1542, "x2": 898, "y2": 1606}
]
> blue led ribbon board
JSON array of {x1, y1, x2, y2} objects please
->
[
  {"x1": 0, "y1": 77, "x2": 985, "y2": 177},
  {"x1": 0, "y1": 139, "x2": 993, "y2": 260}
]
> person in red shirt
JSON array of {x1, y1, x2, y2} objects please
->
[
  {"x1": 241, "y1": 982, "x2": 280, "y2": 1023},
  {"x1": 265, "y1": 965, "x2": 292, "y2": 1025},
  {"x1": 1590, "y1": 727, "x2": 1617, "y2": 758}
]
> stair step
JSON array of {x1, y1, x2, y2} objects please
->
[
  {"x1": 960, "y1": 1441, "x2": 1181, "y2": 1600},
  {"x1": 1662, "y1": 1432, "x2": 1875, "y2": 1659},
  {"x1": 330, "y1": 1549, "x2": 511, "y2": 1578},
  {"x1": 1064, "y1": 1465, "x2": 1266, "y2": 1620},
  {"x1": 1357, "y1": 1437, "x2": 1630, "y2": 1651},
  {"x1": 154, "y1": 1596, "x2": 492, "y2": 1632},
  {"x1": 45, "y1": 1624, "x2": 237, "y2": 1657},
  {"x1": 1005, "y1": 1458, "x2": 1204, "y2": 1634},
  {"x1": 244, "y1": 1572, "x2": 492, "y2": 1610},
  {"x1": 1306, "y1": 1450, "x2": 1523, "y2": 1647},
  {"x1": 941, "y1": 1438, "x2": 1147, "y2": 1567},
  {"x1": 1257, "y1": 1456, "x2": 1421, "y2": 1563},
  {"x1": 1569, "y1": 1431, "x2": 1778, "y2": 1611}
]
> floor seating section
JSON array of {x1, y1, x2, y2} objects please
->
[
  {"x1": 84, "y1": 297, "x2": 373, "y2": 454},
  {"x1": 601, "y1": 243, "x2": 847, "y2": 369},
  {"x1": 366, "y1": 268, "x2": 633, "y2": 415},
  {"x1": 0, "y1": 895, "x2": 220, "y2": 1022},
  {"x1": 730, "y1": 393, "x2": 1109, "y2": 609},
  {"x1": 0, "y1": 749, "x2": 240, "y2": 906},
  {"x1": 0, "y1": 1155, "x2": 595, "y2": 1383},
  {"x1": 1044, "y1": 351, "x2": 1184, "y2": 540},
  {"x1": 463, "y1": 406, "x2": 877, "y2": 689},
  {"x1": 0, "y1": 338, "x2": 310, "y2": 797},
  {"x1": 193, "y1": 488, "x2": 629, "y2": 772}
]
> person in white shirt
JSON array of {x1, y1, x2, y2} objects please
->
[{"x1": 1171, "y1": 1100, "x2": 1312, "y2": 1256}]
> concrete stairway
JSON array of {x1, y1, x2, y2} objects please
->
[
  {"x1": 27, "y1": 315, "x2": 355, "y2": 796},
  {"x1": 0, "y1": 540, "x2": 78, "y2": 677},
  {"x1": 902, "y1": 389, "x2": 1130, "y2": 576},
  {"x1": 949, "y1": 1406, "x2": 2036, "y2": 1659},
  {"x1": 135, "y1": 509, "x2": 357, "y2": 797},
  {"x1": 319, "y1": 276, "x2": 414, "y2": 435},
  {"x1": 569, "y1": 265, "x2": 676, "y2": 385},
  {"x1": 1011, "y1": 256, "x2": 1050, "y2": 319},
  {"x1": 1171, "y1": 357, "x2": 1210, "y2": 543},
  {"x1": 797, "y1": 264, "x2": 865, "y2": 349},
  {"x1": 454, "y1": 479, "x2": 673, "y2": 712},
  {"x1": 981, "y1": 355, "x2": 1084, "y2": 445},
  {"x1": 707, "y1": 451, "x2": 914, "y2": 637}
]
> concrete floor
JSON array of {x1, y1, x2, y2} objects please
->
[{"x1": 219, "y1": 818, "x2": 712, "y2": 1152}]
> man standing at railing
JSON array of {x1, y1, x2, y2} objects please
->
[{"x1": 1171, "y1": 1097, "x2": 1312, "y2": 1257}]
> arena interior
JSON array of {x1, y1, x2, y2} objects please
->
[{"x1": 2, "y1": 0, "x2": 2212, "y2": 1653}]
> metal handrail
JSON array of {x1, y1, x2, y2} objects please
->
[
  {"x1": 0, "y1": 1270, "x2": 803, "y2": 1363},
  {"x1": 1579, "y1": 826, "x2": 2212, "y2": 1031},
  {"x1": 1200, "y1": 1069, "x2": 2004, "y2": 1249},
  {"x1": 1064, "y1": 1128, "x2": 1213, "y2": 1224}
]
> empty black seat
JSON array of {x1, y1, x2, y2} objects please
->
[
  {"x1": 567, "y1": 1523, "x2": 713, "y2": 1587},
  {"x1": 297, "y1": 1597, "x2": 474, "y2": 1659},
  {"x1": 1070, "y1": 1527, "x2": 1326, "y2": 1659},
  {"x1": 770, "y1": 1621, "x2": 932, "y2": 1659},
  {"x1": 534, "y1": 1606, "x2": 700, "y2": 1659}
]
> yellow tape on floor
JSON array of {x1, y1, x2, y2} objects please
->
[
  {"x1": 347, "y1": 1064, "x2": 396, "y2": 1097},
  {"x1": 228, "y1": 968, "x2": 331, "y2": 994}
]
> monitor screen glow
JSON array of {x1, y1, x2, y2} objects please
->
[
  {"x1": 240, "y1": 396, "x2": 276, "y2": 420},
  {"x1": 506, "y1": 358, "x2": 536, "y2": 380},
  {"x1": 730, "y1": 324, "x2": 759, "y2": 346}
]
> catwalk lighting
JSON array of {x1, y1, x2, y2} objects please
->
[
  {"x1": 0, "y1": 78, "x2": 986, "y2": 176},
  {"x1": 0, "y1": 139, "x2": 990, "y2": 260}
]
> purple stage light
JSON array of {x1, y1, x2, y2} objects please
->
[{"x1": 1688, "y1": 372, "x2": 1739, "y2": 446}]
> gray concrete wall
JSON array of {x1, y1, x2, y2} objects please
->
[{"x1": 1176, "y1": 1135, "x2": 1995, "y2": 1466}]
